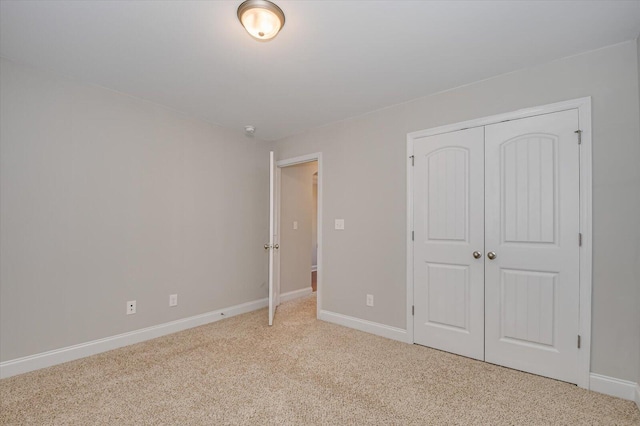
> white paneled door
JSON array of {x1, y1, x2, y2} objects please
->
[
  {"x1": 268, "y1": 151, "x2": 277, "y2": 326},
  {"x1": 413, "y1": 109, "x2": 581, "y2": 384},
  {"x1": 413, "y1": 127, "x2": 485, "y2": 361},
  {"x1": 484, "y1": 110, "x2": 580, "y2": 383}
]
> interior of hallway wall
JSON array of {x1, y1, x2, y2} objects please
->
[
  {"x1": 0, "y1": 57, "x2": 275, "y2": 362},
  {"x1": 274, "y1": 40, "x2": 640, "y2": 383},
  {"x1": 279, "y1": 161, "x2": 318, "y2": 295},
  {"x1": 312, "y1": 174, "x2": 318, "y2": 270}
]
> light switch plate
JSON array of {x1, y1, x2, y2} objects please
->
[
  {"x1": 293, "y1": 221, "x2": 298, "y2": 230},
  {"x1": 335, "y1": 219, "x2": 345, "y2": 230}
]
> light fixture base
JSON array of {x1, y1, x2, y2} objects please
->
[{"x1": 237, "y1": 0, "x2": 285, "y2": 41}]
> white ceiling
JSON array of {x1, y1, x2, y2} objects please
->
[{"x1": 2, "y1": 1, "x2": 640, "y2": 141}]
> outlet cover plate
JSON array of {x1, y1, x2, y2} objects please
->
[
  {"x1": 169, "y1": 294, "x2": 178, "y2": 307},
  {"x1": 127, "y1": 300, "x2": 136, "y2": 315}
]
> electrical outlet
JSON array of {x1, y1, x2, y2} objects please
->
[
  {"x1": 169, "y1": 294, "x2": 178, "y2": 307},
  {"x1": 127, "y1": 300, "x2": 136, "y2": 315},
  {"x1": 335, "y1": 219, "x2": 345, "y2": 230},
  {"x1": 366, "y1": 294, "x2": 374, "y2": 307}
]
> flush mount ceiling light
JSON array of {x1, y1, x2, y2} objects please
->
[{"x1": 237, "y1": 0, "x2": 285, "y2": 41}]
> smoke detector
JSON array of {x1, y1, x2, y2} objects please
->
[{"x1": 244, "y1": 125, "x2": 256, "y2": 136}]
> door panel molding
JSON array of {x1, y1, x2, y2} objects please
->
[
  {"x1": 484, "y1": 109, "x2": 580, "y2": 384},
  {"x1": 407, "y1": 97, "x2": 592, "y2": 389},
  {"x1": 413, "y1": 127, "x2": 485, "y2": 361}
]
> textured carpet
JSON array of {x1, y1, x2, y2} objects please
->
[{"x1": 1, "y1": 294, "x2": 639, "y2": 425}]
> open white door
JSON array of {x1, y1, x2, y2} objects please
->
[{"x1": 268, "y1": 151, "x2": 276, "y2": 325}]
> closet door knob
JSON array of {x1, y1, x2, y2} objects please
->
[
  {"x1": 487, "y1": 251, "x2": 497, "y2": 260},
  {"x1": 264, "y1": 244, "x2": 270, "y2": 250},
  {"x1": 274, "y1": 244, "x2": 279, "y2": 250},
  {"x1": 473, "y1": 251, "x2": 482, "y2": 259}
]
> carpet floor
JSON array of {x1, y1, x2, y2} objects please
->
[{"x1": 1, "y1": 294, "x2": 639, "y2": 425}]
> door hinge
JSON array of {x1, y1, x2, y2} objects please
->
[
  {"x1": 410, "y1": 155, "x2": 414, "y2": 166},
  {"x1": 579, "y1": 233, "x2": 583, "y2": 247},
  {"x1": 412, "y1": 305, "x2": 415, "y2": 316},
  {"x1": 412, "y1": 231, "x2": 414, "y2": 241},
  {"x1": 575, "y1": 130, "x2": 582, "y2": 144},
  {"x1": 577, "y1": 335, "x2": 581, "y2": 349}
]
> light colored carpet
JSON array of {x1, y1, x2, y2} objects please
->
[{"x1": 1, "y1": 294, "x2": 639, "y2": 425}]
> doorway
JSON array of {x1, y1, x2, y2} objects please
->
[{"x1": 268, "y1": 153, "x2": 323, "y2": 325}]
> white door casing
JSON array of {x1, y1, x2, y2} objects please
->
[
  {"x1": 484, "y1": 110, "x2": 580, "y2": 384},
  {"x1": 274, "y1": 166, "x2": 281, "y2": 308},
  {"x1": 413, "y1": 127, "x2": 485, "y2": 361}
]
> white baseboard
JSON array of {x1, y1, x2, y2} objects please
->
[
  {"x1": 280, "y1": 287, "x2": 313, "y2": 303},
  {"x1": 319, "y1": 309, "x2": 410, "y2": 343},
  {"x1": 0, "y1": 297, "x2": 268, "y2": 379},
  {"x1": 635, "y1": 383, "x2": 640, "y2": 410},
  {"x1": 589, "y1": 373, "x2": 638, "y2": 401},
  {"x1": 311, "y1": 265, "x2": 317, "y2": 272}
]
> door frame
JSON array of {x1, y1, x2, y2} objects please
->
[
  {"x1": 406, "y1": 97, "x2": 592, "y2": 389},
  {"x1": 276, "y1": 152, "x2": 323, "y2": 318}
]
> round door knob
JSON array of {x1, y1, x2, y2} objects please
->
[
  {"x1": 274, "y1": 244, "x2": 280, "y2": 250},
  {"x1": 487, "y1": 251, "x2": 497, "y2": 260},
  {"x1": 473, "y1": 251, "x2": 482, "y2": 259},
  {"x1": 264, "y1": 244, "x2": 270, "y2": 250}
]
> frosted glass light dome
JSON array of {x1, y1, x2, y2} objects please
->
[{"x1": 237, "y1": 0, "x2": 285, "y2": 41}]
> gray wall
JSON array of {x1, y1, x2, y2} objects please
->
[
  {"x1": 279, "y1": 161, "x2": 317, "y2": 294},
  {"x1": 275, "y1": 41, "x2": 640, "y2": 382},
  {"x1": 312, "y1": 176, "x2": 318, "y2": 268},
  {"x1": 0, "y1": 58, "x2": 273, "y2": 362}
]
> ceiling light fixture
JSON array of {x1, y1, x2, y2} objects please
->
[{"x1": 237, "y1": 0, "x2": 285, "y2": 41}]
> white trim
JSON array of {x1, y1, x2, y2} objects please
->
[
  {"x1": 589, "y1": 373, "x2": 638, "y2": 401},
  {"x1": 635, "y1": 383, "x2": 640, "y2": 410},
  {"x1": 269, "y1": 151, "x2": 277, "y2": 324},
  {"x1": 577, "y1": 100, "x2": 593, "y2": 390},
  {"x1": 279, "y1": 287, "x2": 313, "y2": 303},
  {"x1": 406, "y1": 139, "x2": 414, "y2": 345},
  {"x1": 319, "y1": 310, "x2": 411, "y2": 343},
  {"x1": 407, "y1": 97, "x2": 593, "y2": 140},
  {"x1": 0, "y1": 297, "x2": 268, "y2": 379},
  {"x1": 406, "y1": 97, "x2": 592, "y2": 389},
  {"x1": 276, "y1": 152, "x2": 321, "y2": 168},
  {"x1": 276, "y1": 152, "x2": 323, "y2": 321},
  {"x1": 274, "y1": 160, "x2": 281, "y2": 308}
]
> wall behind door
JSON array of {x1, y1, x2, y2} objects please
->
[
  {"x1": 279, "y1": 161, "x2": 318, "y2": 295},
  {"x1": 274, "y1": 40, "x2": 640, "y2": 382},
  {"x1": 312, "y1": 173, "x2": 318, "y2": 270}
]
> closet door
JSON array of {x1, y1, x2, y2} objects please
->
[
  {"x1": 484, "y1": 110, "x2": 580, "y2": 384},
  {"x1": 413, "y1": 127, "x2": 485, "y2": 361}
]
